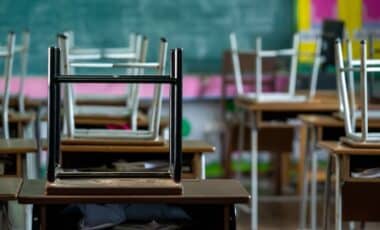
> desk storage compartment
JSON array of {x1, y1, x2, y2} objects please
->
[
  {"x1": 344, "y1": 155, "x2": 380, "y2": 182},
  {"x1": 342, "y1": 155, "x2": 380, "y2": 221},
  {"x1": 44, "y1": 204, "x2": 232, "y2": 230}
]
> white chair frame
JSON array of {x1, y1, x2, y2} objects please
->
[
  {"x1": 230, "y1": 33, "x2": 325, "y2": 102},
  {"x1": 0, "y1": 31, "x2": 30, "y2": 113},
  {"x1": 62, "y1": 32, "x2": 143, "y2": 130},
  {"x1": 0, "y1": 32, "x2": 16, "y2": 139},
  {"x1": 59, "y1": 35, "x2": 168, "y2": 140}
]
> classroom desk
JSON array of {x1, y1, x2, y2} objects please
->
[
  {"x1": 298, "y1": 115, "x2": 380, "y2": 230},
  {"x1": 233, "y1": 91, "x2": 339, "y2": 230},
  {"x1": 18, "y1": 179, "x2": 250, "y2": 230},
  {"x1": 60, "y1": 140, "x2": 215, "y2": 179},
  {"x1": 318, "y1": 141, "x2": 380, "y2": 230},
  {"x1": 0, "y1": 138, "x2": 45, "y2": 177}
]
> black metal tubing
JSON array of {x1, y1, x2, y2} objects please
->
[
  {"x1": 173, "y1": 48, "x2": 183, "y2": 183},
  {"x1": 54, "y1": 49, "x2": 61, "y2": 167},
  {"x1": 169, "y1": 51, "x2": 175, "y2": 177},
  {"x1": 47, "y1": 47, "x2": 57, "y2": 182},
  {"x1": 47, "y1": 46, "x2": 183, "y2": 184}
]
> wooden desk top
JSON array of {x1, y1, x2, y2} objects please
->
[
  {"x1": 300, "y1": 114, "x2": 380, "y2": 128},
  {"x1": 0, "y1": 138, "x2": 45, "y2": 154},
  {"x1": 8, "y1": 111, "x2": 35, "y2": 123},
  {"x1": 0, "y1": 96, "x2": 45, "y2": 109},
  {"x1": 61, "y1": 140, "x2": 215, "y2": 154},
  {"x1": 236, "y1": 91, "x2": 339, "y2": 112},
  {"x1": 18, "y1": 179, "x2": 250, "y2": 205},
  {"x1": 318, "y1": 141, "x2": 380, "y2": 155},
  {"x1": 0, "y1": 178, "x2": 22, "y2": 201}
]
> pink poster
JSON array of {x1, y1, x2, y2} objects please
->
[
  {"x1": 363, "y1": 0, "x2": 380, "y2": 26},
  {"x1": 311, "y1": 0, "x2": 337, "y2": 26}
]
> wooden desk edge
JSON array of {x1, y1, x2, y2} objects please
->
[
  {"x1": 318, "y1": 140, "x2": 380, "y2": 155},
  {"x1": 17, "y1": 179, "x2": 250, "y2": 205},
  {"x1": 0, "y1": 178, "x2": 23, "y2": 201}
]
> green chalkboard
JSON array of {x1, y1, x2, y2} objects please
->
[{"x1": 0, "y1": 0, "x2": 295, "y2": 75}]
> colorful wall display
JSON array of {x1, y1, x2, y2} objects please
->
[{"x1": 297, "y1": 0, "x2": 380, "y2": 61}]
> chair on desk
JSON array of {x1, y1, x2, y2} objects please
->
[
  {"x1": 46, "y1": 46, "x2": 183, "y2": 195},
  {"x1": 229, "y1": 30, "x2": 338, "y2": 103},
  {"x1": 61, "y1": 32, "x2": 145, "y2": 130},
  {"x1": 58, "y1": 34, "x2": 168, "y2": 140},
  {"x1": 336, "y1": 39, "x2": 380, "y2": 145},
  {"x1": 230, "y1": 32, "x2": 312, "y2": 102},
  {"x1": 314, "y1": 39, "x2": 380, "y2": 230},
  {"x1": 335, "y1": 38, "x2": 380, "y2": 120},
  {"x1": 220, "y1": 42, "x2": 278, "y2": 177}
]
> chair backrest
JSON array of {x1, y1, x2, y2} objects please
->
[
  {"x1": 335, "y1": 39, "x2": 380, "y2": 142},
  {"x1": 1, "y1": 32, "x2": 16, "y2": 139}
]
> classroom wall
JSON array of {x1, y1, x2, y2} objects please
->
[
  {"x1": 0, "y1": 0, "x2": 295, "y2": 75},
  {"x1": 297, "y1": 0, "x2": 380, "y2": 62}
]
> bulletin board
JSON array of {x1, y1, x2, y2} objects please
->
[{"x1": 297, "y1": 0, "x2": 380, "y2": 62}]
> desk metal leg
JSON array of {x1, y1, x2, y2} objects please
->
[
  {"x1": 201, "y1": 154, "x2": 206, "y2": 179},
  {"x1": 34, "y1": 107, "x2": 42, "y2": 178},
  {"x1": 323, "y1": 155, "x2": 333, "y2": 230},
  {"x1": 333, "y1": 154, "x2": 342, "y2": 230},
  {"x1": 250, "y1": 111, "x2": 258, "y2": 230},
  {"x1": 310, "y1": 128, "x2": 318, "y2": 230},
  {"x1": 299, "y1": 127, "x2": 312, "y2": 230}
]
